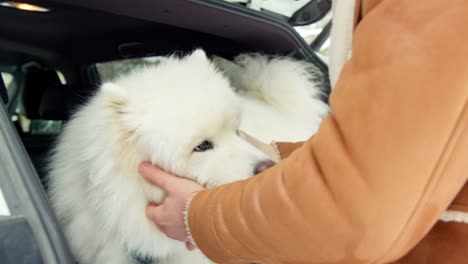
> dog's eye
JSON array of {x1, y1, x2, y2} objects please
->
[{"x1": 193, "y1": 140, "x2": 213, "y2": 152}]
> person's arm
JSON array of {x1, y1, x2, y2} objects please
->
[
  {"x1": 275, "y1": 141, "x2": 304, "y2": 159},
  {"x1": 187, "y1": 1, "x2": 468, "y2": 263}
]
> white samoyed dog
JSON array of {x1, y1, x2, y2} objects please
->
[{"x1": 47, "y1": 49, "x2": 329, "y2": 264}]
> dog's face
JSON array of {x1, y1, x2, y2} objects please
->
[{"x1": 101, "y1": 50, "x2": 273, "y2": 188}]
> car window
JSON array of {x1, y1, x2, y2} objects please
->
[
  {"x1": 96, "y1": 56, "x2": 163, "y2": 82},
  {"x1": 12, "y1": 113, "x2": 63, "y2": 135}
]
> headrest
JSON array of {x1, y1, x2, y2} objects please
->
[
  {"x1": 23, "y1": 67, "x2": 61, "y2": 119},
  {"x1": 39, "y1": 84, "x2": 86, "y2": 120}
]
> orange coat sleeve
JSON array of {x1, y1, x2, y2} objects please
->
[
  {"x1": 276, "y1": 141, "x2": 304, "y2": 159},
  {"x1": 188, "y1": 1, "x2": 468, "y2": 263}
]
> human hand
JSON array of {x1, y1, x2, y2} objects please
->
[{"x1": 138, "y1": 162, "x2": 205, "y2": 250}]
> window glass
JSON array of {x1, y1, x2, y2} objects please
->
[{"x1": 95, "y1": 56, "x2": 163, "y2": 82}]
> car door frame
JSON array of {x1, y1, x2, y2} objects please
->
[{"x1": 0, "y1": 77, "x2": 74, "y2": 264}]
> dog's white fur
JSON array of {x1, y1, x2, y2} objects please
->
[
  {"x1": 218, "y1": 53, "x2": 329, "y2": 142},
  {"x1": 48, "y1": 50, "x2": 329, "y2": 264}
]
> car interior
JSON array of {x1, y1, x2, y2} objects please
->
[{"x1": 1, "y1": 0, "x2": 331, "y2": 193}]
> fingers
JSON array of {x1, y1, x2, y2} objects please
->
[
  {"x1": 145, "y1": 203, "x2": 159, "y2": 223},
  {"x1": 138, "y1": 162, "x2": 176, "y2": 190},
  {"x1": 146, "y1": 204, "x2": 170, "y2": 235}
]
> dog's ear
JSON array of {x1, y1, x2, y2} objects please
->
[
  {"x1": 188, "y1": 49, "x2": 209, "y2": 63},
  {"x1": 101, "y1": 82, "x2": 140, "y2": 163},
  {"x1": 101, "y1": 82, "x2": 129, "y2": 114}
]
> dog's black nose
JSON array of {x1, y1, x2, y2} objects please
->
[{"x1": 253, "y1": 159, "x2": 276, "y2": 175}]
